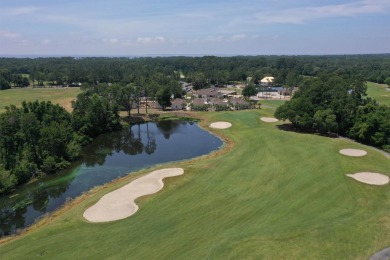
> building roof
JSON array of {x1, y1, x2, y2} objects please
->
[
  {"x1": 194, "y1": 87, "x2": 219, "y2": 97},
  {"x1": 260, "y1": 76, "x2": 274, "y2": 83},
  {"x1": 218, "y1": 89, "x2": 237, "y2": 95},
  {"x1": 210, "y1": 98, "x2": 226, "y2": 106},
  {"x1": 231, "y1": 98, "x2": 249, "y2": 105},
  {"x1": 192, "y1": 98, "x2": 207, "y2": 106},
  {"x1": 171, "y1": 98, "x2": 185, "y2": 105}
]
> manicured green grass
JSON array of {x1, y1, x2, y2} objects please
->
[
  {"x1": 0, "y1": 87, "x2": 81, "y2": 112},
  {"x1": 366, "y1": 81, "x2": 390, "y2": 106},
  {"x1": 260, "y1": 99, "x2": 288, "y2": 109},
  {"x1": 0, "y1": 109, "x2": 389, "y2": 259}
]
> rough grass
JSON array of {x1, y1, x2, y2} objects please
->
[
  {"x1": 0, "y1": 108, "x2": 389, "y2": 259},
  {"x1": 0, "y1": 87, "x2": 81, "y2": 113},
  {"x1": 366, "y1": 81, "x2": 390, "y2": 106}
]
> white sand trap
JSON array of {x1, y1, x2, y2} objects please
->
[
  {"x1": 83, "y1": 168, "x2": 184, "y2": 222},
  {"x1": 260, "y1": 117, "x2": 279, "y2": 123},
  {"x1": 339, "y1": 148, "x2": 367, "y2": 157},
  {"x1": 346, "y1": 172, "x2": 389, "y2": 185},
  {"x1": 210, "y1": 121, "x2": 232, "y2": 129}
]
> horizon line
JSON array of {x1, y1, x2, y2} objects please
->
[{"x1": 1, "y1": 53, "x2": 390, "y2": 59}]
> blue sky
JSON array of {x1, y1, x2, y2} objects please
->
[{"x1": 1, "y1": 0, "x2": 389, "y2": 56}]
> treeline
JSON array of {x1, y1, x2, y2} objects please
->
[
  {"x1": 0, "y1": 93, "x2": 121, "y2": 194},
  {"x1": 1, "y1": 55, "x2": 390, "y2": 90},
  {"x1": 275, "y1": 76, "x2": 390, "y2": 152},
  {"x1": 80, "y1": 73, "x2": 184, "y2": 112}
]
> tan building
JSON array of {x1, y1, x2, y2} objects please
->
[{"x1": 260, "y1": 76, "x2": 274, "y2": 85}]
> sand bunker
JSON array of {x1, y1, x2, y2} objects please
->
[
  {"x1": 346, "y1": 172, "x2": 389, "y2": 185},
  {"x1": 83, "y1": 168, "x2": 184, "y2": 222},
  {"x1": 260, "y1": 117, "x2": 279, "y2": 123},
  {"x1": 339, "y1": 148, "x2": 367, "y2": 157},
  {"x1": 210, "y1": 122, "x2": 232, "y2": 129}
]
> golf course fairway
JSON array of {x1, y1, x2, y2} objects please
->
[{"x1": 0, "y1": 108, "x2": 389, "y2": 259}]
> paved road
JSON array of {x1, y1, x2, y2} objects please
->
[{"x1": 370, "y1": 248, "x2": 390, "y2": 260}]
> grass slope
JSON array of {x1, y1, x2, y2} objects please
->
[
  {"x1": 0, "y1": 87, "x2": 81, "y2": 113},
  {"x1": 0, "y1": 108, "x2": 389, "y2": 259},
  {"x1": 366, "y1": 81, "x2": 390, "y2": 106}
]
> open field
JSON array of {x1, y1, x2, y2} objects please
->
[
  {"x1": 366, "y1": 81, "x2": 390, "y2": 106},
  {"x1": 0, "y1": 107, "x2": 389, "y2": 259},
  {"x1": 0, "y1": 87, "x2": 81, "y2": 113}
]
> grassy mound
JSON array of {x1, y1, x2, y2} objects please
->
[{"x1": 0, "y1": 108, "x2": 389, "y2": 259}]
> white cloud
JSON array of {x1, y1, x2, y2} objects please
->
[
  {"x1": 1, "y1": 0, "x2": 389, "y2": 55},
  {"x1": 155, "y1": 36, "x2": 166, "y2": 42},
  {"x1": 205, "y1": 36, "x2": 224, "y2": 42},
  {"x1": 136, "y1": 37, "x2": 152, "y2": 43},
  {"x1": 42, "y1": 39, "x2": 52, "y2": 45},
  {"x1": 178, "y1": 12, "x2": 213, "y2": 19},
  {"x1": 231, "y1": 34, "x2": 247, "y2": 41},
  {"x1": 255, "y1": 1, "x2": 390, "y2": 24},
  {"x1": 0, "y1": 29, "x2": 32, "y2": 49},
  {"x1": 0, "y1": 30, "x2": 22, "y2": 39},
  {"x1": 103, "y1": 38, "x2": 119, "y2": 44},
  {"x1": 5, "y1": 7, "x2": 40, "y2": 16},
  {"x1": 136, "y1": 36, "x2": 166, "y2": 44}
]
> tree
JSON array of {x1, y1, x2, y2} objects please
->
[
  {"x1": 156, "y1": 87, "x2": 172, "y2": 110},
  {"x1": 348, "y1": 102, "x2": 390, "y2": 151},
  {"x1": 285, "y1": 71, "x2": 300, "y2": 97},
  {"x1": 10, "y1": 75, "x2": 29, "y2": 88},
  {"x1": 242, "y1": 84, "x2": 257, "y2": 98},
  {"x1": 0, "y1": 166, "x2": 17, "y2": 194},
  {"x1": 313, "y1": 109, "x2": 338, "y2": 135},
  {"x1": 132, "y1": 84, "x2": 142, "y2": 115},
  {"x1": 36, "y1": 71, "x2": 45, "y2": 86},
  {"x1": 12, "y1": 160, "x2": 38, "y2": 184},
  {"x1": 275, "y1": 74, "x2": 389, "y2": 150},
  {"x1": 72, "y1": 93, "x2": 121, "y2": 138},
  {"x1": 192, "y1": 73, "x2": 208, "y2": 90},
  {"x1": 0, "y1": 78, "x2": 10, "y2": 90},
  {"x1": 111, "y1": 84, "x2": 133, "y2": 117},
  {"x1": 385, "y1": 77, "x2": 390, "y2": 87}
]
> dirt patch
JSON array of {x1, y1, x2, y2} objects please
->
[{"x1": 56, "y1": 97, "x2": 75, "y2": 112}]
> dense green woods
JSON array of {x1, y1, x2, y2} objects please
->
[
  {"x1": 275, "y1": 76, "x2": 390, "y2": 152},
  {"x1": 1, "y1": 55, "x2": 390, "y2": 89},
  {"x1": 0, "y1": 93, "x2": 121, "y2": 194}
]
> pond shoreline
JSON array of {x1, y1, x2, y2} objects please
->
[
  {"x1": 0, "y1": 113, "x2": 231, "y2": 243},
  {"x1": 2, "y1": 112, "x2": 200, "y2": 198}
]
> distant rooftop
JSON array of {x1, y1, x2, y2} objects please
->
[{"x1": 261, "y1": 76, "x2": 274, "y2": 83}]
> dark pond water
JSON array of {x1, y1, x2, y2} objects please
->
[{"x1": 0, "y1": 120, "x2": 222, "y2": 237}]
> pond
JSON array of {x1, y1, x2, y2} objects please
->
[{"x1": 0, "y1": 120, "x2": 223, "y2": 237}]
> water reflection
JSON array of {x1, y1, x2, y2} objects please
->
[
  {"x1": 145, "y1": 123, "x2": 157, "y2": 155},
  {"x1": 0, "y1": 121, "x2": 222, "y2": 237},
  {"x1": 156, "y1": 120, "x2": 182, "y2": 139}
]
